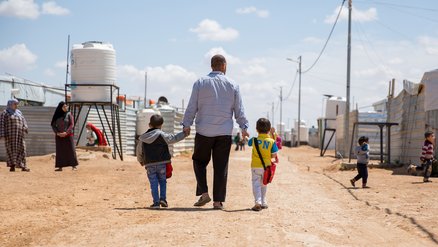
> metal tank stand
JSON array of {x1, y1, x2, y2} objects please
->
[
  {"x1": 319, "y1": 118, "x2": 337, "y2": 157},
  {"x1": 65, "y1": 84, "x2": 124, "y2": 161},
  {"x1": 348, "y1": 122, "x2": 398, "y2": 164}
]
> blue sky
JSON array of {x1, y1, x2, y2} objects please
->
[{"x1": 1, "y1": 0, "x2": 438, "y2": 131}]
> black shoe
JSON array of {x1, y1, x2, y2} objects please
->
[
  {"x1": 160, "y1": 200, "x2": 168, "y2": 208},
  {"x1": 21, "y1": 167, "x2": 30, "y2": 172},
  {"x1": 150, "y1": 202, "x2": 160, "y2": 209},
  {"x1": 194, "y1": 195, "x2": 211, "y2": 207},
  {"x1": 213, "y1": 202, "x2": 223, "y2": 210},
  {"x1": 350, "y1": 179, "x2": 355, "y2": 187},
  {"x1": 55, "y1": 168, "x2": 62, "y2": 172},
  {"x1": 9, "y1": 167, "x2": 15, "y2": 172}
]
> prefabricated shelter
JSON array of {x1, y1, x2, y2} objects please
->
[
  {"x1": 387, "y1": 70, "x2": 438, "y2": 164},
  {"x1": 318, "y1": 96, "x2": 346, "y2": 153},
  {"x1": 0, "y1": 75, "x2": 64, "y2": 106},
  {"x1": 135, "y1": 103, "x2": 195, "y2": 157},
  {"x1": 335, "y1": 109, "x2": 389, "y2": 161}
]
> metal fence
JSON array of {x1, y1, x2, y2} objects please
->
[{"x1": 0, "y1": 106, "x2": 57, "y2": 160}]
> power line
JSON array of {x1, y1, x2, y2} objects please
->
[
  {"x1": 284, "y1": 69, "x2": 298, "y2": 101},
  {"x1": 353, "y1": 21, "x2": 397, "y2": 79},
  {"x1": 302, "y1": 0, "x2": 346, "y2": 74},
  {"x1": 355, "y1": 0, "x2": 438, "y2": 12},
  {"x1": 373, "y1": 18, "x2": 412, "y2": 40}
]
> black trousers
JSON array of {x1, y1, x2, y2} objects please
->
[
  {"x1": 354, "y1": 163, "x2": 368, "y2": 184},
  {"x1": 192, "y1": 133, "x2": 232, "y2": 202}
]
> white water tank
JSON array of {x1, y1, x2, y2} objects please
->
[
  {"x1": 136, "y1": 108, "x2": 161, "y2": 135},
  {"x1": 284, "y1": 130, "x2": 292, "y2": 142},
  {"x1": 277, "y1": 122, "x2": 285, "y2": 138},
  {"x1": 71, "y1": 41, "x2": 117, "y2": 102},
  {"x1": 295, "y1": 120, "x2": 309, "y2": 143},
  {"x1": 325, "y1": 96, "x2": 346, "y2": 119}
]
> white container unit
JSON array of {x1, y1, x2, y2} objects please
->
[
  {"x1": 295, "y1": 120, "x2": 309, "y2": 143},
  {"x1": 325, "y1": 96, "x2": 346, "y2": 120},
  {"x1": 71, "y1": 41, "x2": 117, "y2": 102},
  {"x1": 277, "y1": 122, "x2": 285, "y2": 138},
  {"x1": 136, "y1": 108, "x2": 161, "y2": 135}
]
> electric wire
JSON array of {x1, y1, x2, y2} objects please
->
[
  {"x1": 355, "y1": 0, "x2": 438, "y2": 12},
  {"x1": 301, "y1": 0, "x2": 346, "y2": 74},
  {"x1": 353, "y1": 21, "x2": 397, "y2": 79},
  {"x1": 284, "y1": 69, "x2": 299, "y2": 101}
]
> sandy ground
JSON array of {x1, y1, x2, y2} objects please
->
[{"x1": 1, "y1": 146, "x2": 437, "y2": 247}]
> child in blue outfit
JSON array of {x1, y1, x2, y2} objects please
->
[
  {"x1": 350, "y1": 136, "x2": 370, "y2": 189},
  {"x1": 136, "y1": 114, "x2": 186, "y2": 208},
  {"x1": 248, "y1": 118, "x2": 279, "y2": 211}
]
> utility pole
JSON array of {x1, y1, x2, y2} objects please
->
[
  {"x1": 297, "y1": 56, "x2": 302, "y2": 147},
  {"x1": 286, "y1": 56, "x2": 302, "y2": 146},
  {"x1": 65, "y1": 35, "x2": 70, "y2": 88},
  {"x1": 144, "y1": 71, "x2": 148, "y2": 108},
  {"x1": 344, "y1": 0, "x2": 352, "y2": 155},
  {"x1": 271, "y1": 102, "x2": 275, "y2": 127},
  {"x1": 279, "y1": 86, "x2": 283, "y2": 138}
]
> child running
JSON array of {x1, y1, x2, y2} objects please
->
[
  {"x1": 136, "y1": 114, "x2": 187, "y2": 208},
  {"x1": 248, "y1": 118, "x2": 279, "y2": 211},
  {"x1": 350, "y1": 136, "x2": 370, "y2": 189},
  {"x1": 420, "y1": 131, "x2": 435, "y2": 183}
]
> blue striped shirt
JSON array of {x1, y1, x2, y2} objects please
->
[{"x1": 182, "y1": 71, "x2": 249, "y2": 137}]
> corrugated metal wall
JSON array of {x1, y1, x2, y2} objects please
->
[
  {"x1": 387, "y1": 90, "x2": 429, "y2": 164},
  {"x1": 357, "y1": 112, "x2": 388, "y2": 159},
  {"x1": 124, "y1": 107, "x2": 137, "y2": 155},
  {"x1": 335, "y1": 110, "x2": 358, "y2": 157},
  {"x1": 159, "y1": 109, "x2": 194, "y2": 156},
  {"x1": 0, "y1": 106, "x2": 57, "y2": 160},
  {"x1": 1, "y1": 105, "x2": 139, "y2": 161},
  {"x1": 336, "y1": 110, "x2": 389, "y2": 161},
  {"x1": 75, "y1": 105, "x2": 138, "y2": 156}
]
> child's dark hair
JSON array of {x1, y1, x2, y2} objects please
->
[
  {"x1": 150, "y1": 114, "x2": 164, "y2": 128},
  {"x1": 358, "y1": 136, "x2": 369, "y2": 145},
  {"x1": 256, "y1": 118, "x2": 271, "y2": 133},
  {"x1": 425, "y1": 130, "x2": 434, "y2": 138}
]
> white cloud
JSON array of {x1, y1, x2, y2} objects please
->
[
  {"x1": 302, "y1": 36, "x2": 324, "y2": 44},
  {"x1": 190, "y1": 19, "x2": 239, "y2": 42},
  {"x1": 388, "y1": 57, "x2": 403, "y2": 65},
  {"x1": 242, "y1": 64, "x2": 267, "y2": 77},
  {"x1": 236, "y1": 6, "x2": 270, "y2": 18},
  {"x1": 44, "y1": 68, "x2": 55, "y2": 77},
  {"x1": 42, "y1": 1, "x2": 69, "y2": 16},
  {"x1": 54, "y1": 60, "x2": 67, "y2": 68},
  {"x1": 0, "y1": 0, "x2": 39, "y2": 19},
  {"x1": 325, "y1": 6, "x2": 377, "y2": 24},
  {"x1": 118, "y1": 64, "x2": 198, "y2": 100},
  {"x1": 0, "y1": 43, "x2": 37, "y2": 73},
  {"x1": 418, "y1": 36, "x2": 438, "y2": 55},
  {"x1": 204, "y1": 47, "x2": 241, "y2": 65},
  {"x1": 0, "y1": 0, "x2": 69, "y2": 19}
]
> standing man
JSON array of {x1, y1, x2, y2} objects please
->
[
  {"x1": 0, "y1": 99, "x2": 30, "y2": 172},
  {"x1": 183, "y1": 54, "x2": 249, "y2": 210}
]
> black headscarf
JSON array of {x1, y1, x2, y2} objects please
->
[{"x1": 51, "y1": 101, "x2": 67, "y2": 126}]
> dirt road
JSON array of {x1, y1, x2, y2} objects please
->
[{"x1": 1, "y1": 146, "x2": 437, "y2": 246}]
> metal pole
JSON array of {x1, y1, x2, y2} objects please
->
[
  {"x1": 344, "y1": 0, "x2": 352, "y2": 155},
  {"x1": 144, "y1": 71, "x2": 148, "y2": 108},
  {"x1": 272, "y1": 102, "x2": 274, "y2": 127},
  {"x1": 280, "y1": 86, "x2": 283, "y2": 138},
  {"x1": 65, "y1": 35, "x2": 70, "y2": 87},
  {"x1": 298, "y1": 56, "x2": 302, "y2": 147}
]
